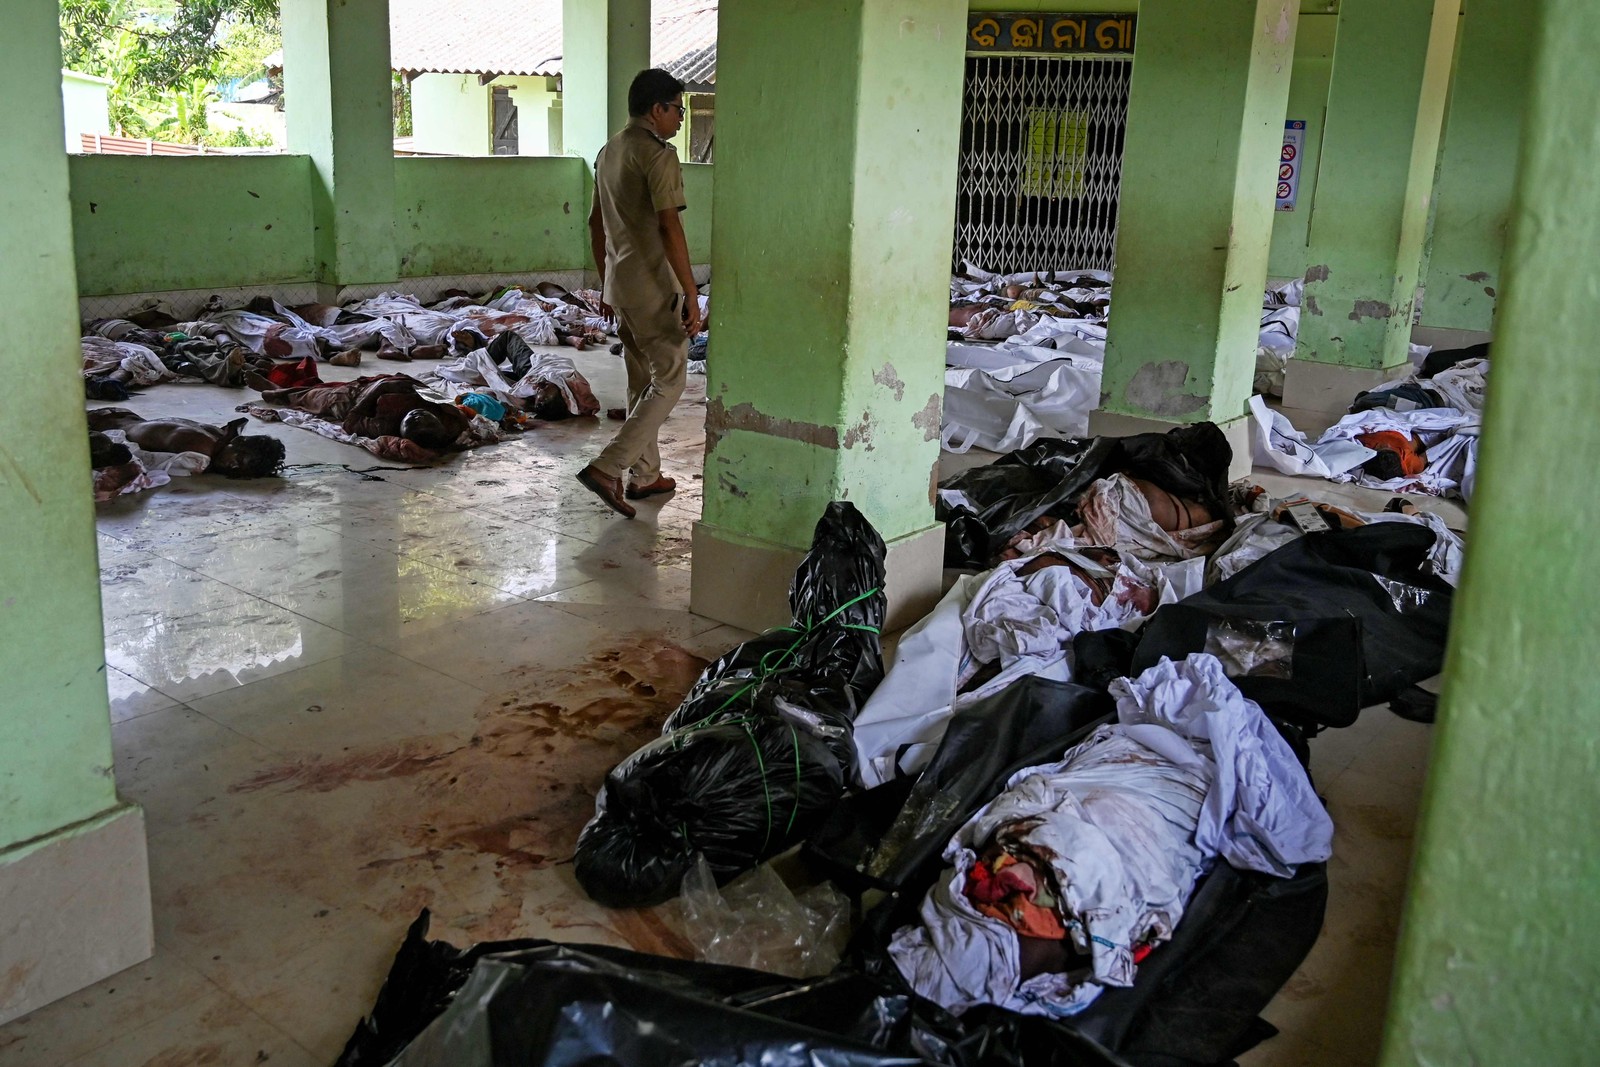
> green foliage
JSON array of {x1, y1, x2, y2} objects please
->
[
  {"x1": 392, "y1": 72, "x2": 414, "y2": 138},
  {"x1": 198, "y1": 124, "x2": 277, "y2": 148},
  {"x1": 213, "y1": 20, "x2": 278, "y2": 83},
  {"x1": 62, "y1": 0, "x2": 282, "y2": 144}
]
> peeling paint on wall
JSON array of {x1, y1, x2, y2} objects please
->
[
  {"x1": 1348, "y1": 299, "x2": 1395, "y2": 322},
  {"x1": 704, "y1": 396, "x2": 842, "y2": 452},
  {"x1": 1125, "y1": 360, "x2": 1208, "y2": 417},
  {"x1": 1306, "y1": 263, "x2": 1331, "y2": 282},
  {"x1": 911, "y1": 393, "x2": 942, "y2": 441},
  {"x1": 872, "y1": 361, "x2": 906, "y2": 401},
  {"x1": 841, "y1": 412, "x2": 875, "y2": 450}
]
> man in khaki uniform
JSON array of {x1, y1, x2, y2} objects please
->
[{"x1": 577, "y1": 68, "x2": 703, "y2": 519}]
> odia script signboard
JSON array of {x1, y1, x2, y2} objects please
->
[{"x1": 967, "y1": 13, "x2": 1137, "y2": 55}]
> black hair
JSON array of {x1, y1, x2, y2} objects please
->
[
  {"x1": 1361, "y1": 449, "x2": 1407, "y2": 481},
  {"x1": 212, "y1": 434, "x2": 286, "y2": 478},
  {"x1": 88, "y1": 431, "x2": 132, "y2": 469},
  {"x1": 400, "y1": 409, "x2": 456, "y2": 451},
  {"x1": 628, "y1": 68, "x2": 685, "y2": 117}
]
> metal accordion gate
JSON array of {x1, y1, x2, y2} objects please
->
[{"x1": 953, "y1": 53, "x2": 1133, "y2": 274}]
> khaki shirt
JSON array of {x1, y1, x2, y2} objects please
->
[{"x1": 595, "y1": 119, "x2": 687, "y2": 309}]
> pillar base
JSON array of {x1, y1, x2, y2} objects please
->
[
  {"x1": 0, "y1": 802, "x2": 152, "y2": 1026},
  {"x1": 1281, "y1": 358, "x2": 1413, "y2": 423},
  {"x1": 691, "y1": 520, "x2": 945, "y2": 634},
  {"x1": 1087, "y1": 410, "x2": 1254, "y2": 482}
]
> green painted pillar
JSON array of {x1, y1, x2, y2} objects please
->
[
  {"x1": 562, "y1": 0, "x2": 609, "y2": 163},
  {"x1": 282, "y1": 0, "x2": 399, "y2": 288},
  {"x1": 1092, "y1": 0, "x2": 1300, "y2": 466},
  {"x1": 1419, "y1": 0, "x2": 1535, "y2": 334},
  {"x1": 0, "y1": 0, "x2": 150, "y2": 1025},
  {"x1": 1266, "y1": 12, "x2": 1339, "y2": 279},
  {"x1": 1382, "y1": 5, "x2": 1600, "y2": 1063},
  {"x1": 1289, "y1": 0, "x2": 1460, "y2": 388},
  {"x1": 607, "y1": 0, "x2": 652, "y2": 138},
  {"x1": 690, "y1": 0, "x2": 966, "y2": 633}
]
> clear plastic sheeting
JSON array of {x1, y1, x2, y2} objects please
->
[
  {"x1": 677, "y1": 855, "x2": 850, "y2": 979},
  {"x1": 1202, "y1": 618, "x2": 1296, "y2": 680},
  {"x1": 1133, "y1": 523, "x2": 1456, "y2": 726}
]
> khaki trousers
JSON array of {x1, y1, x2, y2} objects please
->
[{"x1": 594, "y1": 295, "x2": 687, "y2": 482}]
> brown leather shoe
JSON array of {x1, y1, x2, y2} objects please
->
[
  {"x1": 626, "y1": 475, "x2": 677, "y2": 500},
  {"x1": 576, "y1": 464, "x2": 636, "y2": 518}
]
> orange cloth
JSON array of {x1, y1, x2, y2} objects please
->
[
  {"x1": 1357, "y1": 430, "x2": 1428, "y2": 477},
  {"x1": 975, "y1": 897, "x2": 1069, "y2": 940},
  {"x1": 967, "y1": 852, "x2": 1069, "y2": 940}
]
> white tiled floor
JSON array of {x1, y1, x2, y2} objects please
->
[{"x1": 0, "y1": 343, "x2": 1460, "y2": 1066}]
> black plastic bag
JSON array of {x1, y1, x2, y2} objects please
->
[
  {"x1": 848, "y1": 854, "x2": 1327, "y2": 1067},
  {"x1": 806, "y1": 676, "x2": 1111, "y2": 896},
  {"x1": 1132, "y1": 523, "x2": 1453, "y2": 728},
  {"x1": 1420, "y1": 340, "x2": 1489, "y2": 379},
  {"x1": 1046, "y1": 861, "x2": 1328, "y2": 1066},
  {"x1": 937, "y1": 423, "x2": 1234, "y2": 568},
  {"x1": 336, "y1": 911, "x2": 1132, "y2": 1067},
  {"x1": 938, "y1": 437, "x2": 1115, "y2": 569},
  {"x1": 574, "y1": 502, "x2": 887, "y2": 908}
]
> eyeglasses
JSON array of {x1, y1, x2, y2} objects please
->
[{"x1": 668, "y1": 103, "x2": 686, "y2": 116}]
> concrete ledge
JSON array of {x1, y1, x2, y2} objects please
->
[
  {"x1": 1411, "y1": 324, "x2": 1493, "y2": 351},
  {"x1": 0, "y1": 802, "x2": 152, "y2": 1026},
  {"x1": 1281, "y1": 359, "x2": 1412, "y2": 422},
  {"x1": 1086, "y1": 409, "x2": 1254, "y2": 482},
  {"x1": 691, "y1": 520, "x2": 945, "y2": 634}
]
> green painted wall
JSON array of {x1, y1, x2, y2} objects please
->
[
  {"x1": 1, "y1": 0, "x2": 120, "y2": 849},
  {"x1": 607, "y1": 0, "x2": 652, "y2": 136},
  {"x1": 65, "y1": 153, "x2": 702, "y2": 295},
  {"x1": 1420, "y1": 0, "x2": 1533, "y2": 332},
  {"x1": 563, "y1": 0, "x2": 610, "y2": 163},
  {"x1": 283, "y1": 0, "x2": 400, "y2": 285},
  {"x1": 1381, "y1": 3, "x2": 1597, "y2": 1061},
  {"x1": 680, "y1": 162, "x2": 713, "y2": 264},
  {"x1": 503, "y1": 78, "x2": 562, "y2": 157},
  {"x1": 60, "y1": 71, "x2": 112, "y2": 151},
  {"x1": 1296, "y1": 0, "x2": 1460, "y2": 370},
  {"x1": 395, "y1": 156, "x2": 590, "y2": 277},
  {"x1": 69, "y1": 156, "x2": 316, "y2": 296},
  {"x1": 1100, "y1": 0, "x2": 1299, "y2": 425},
  {"x1": 703, "y1": 0, "x2": 965, "y2": 550},
  {"x1": 410, "y1": 73, "x2": 491, "y2": 157},
  {"x1": 1267, "y1": 13, "x2": 1337, "y2": 279}
]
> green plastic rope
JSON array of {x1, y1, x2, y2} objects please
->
[{"x1": 671, "y1": 585, "x2": 882, "y2": 851}]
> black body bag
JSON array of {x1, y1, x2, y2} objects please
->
[{"x1": 1132, "y1": 523, "x2": 1453, "y2": 729}]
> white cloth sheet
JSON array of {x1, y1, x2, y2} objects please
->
[
  {"x1": 853, "y1": 552, "x2": 1201, "y2": 788},
  {"x1": 888, "y1": 654, "x2": 1333, "y2": 1018}
]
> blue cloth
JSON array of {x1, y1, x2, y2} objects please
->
[{"x1": 456, "y1": 392, "x2": 507, "y2": 421}]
